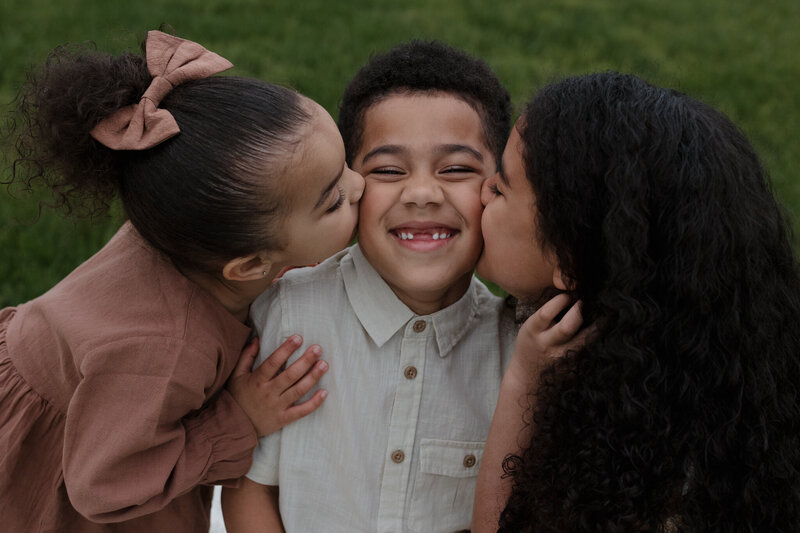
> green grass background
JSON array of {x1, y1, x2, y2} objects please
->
[{"x1": 1, "y1": 0, "x2": 798, "y2": 306}]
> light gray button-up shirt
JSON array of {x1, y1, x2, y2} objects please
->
[{"x1": 248, "y1": 244, "x2": 516, "y2": 532}]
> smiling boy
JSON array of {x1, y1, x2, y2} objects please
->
[
  {"x1": 222, "y1": 41, "x2": 514, "y2": 533},
  {"x1": 356, "y1": 93, "x2": 488, "y2": 315}
]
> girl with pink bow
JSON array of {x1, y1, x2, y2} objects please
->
[{"x1": 0, "y1": 30, "x2": 364, "y2": 531}]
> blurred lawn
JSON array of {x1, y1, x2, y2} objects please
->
[{"x1": 1, "y1": 0, "x2": 798, "y2": 306}]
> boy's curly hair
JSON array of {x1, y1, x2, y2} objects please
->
[
  {"x1": 499, "y1": 72, "x2": 800, "y2": 532},
  {"x1": 337, "y1": 39, "x2": 511, "y2": 167}
]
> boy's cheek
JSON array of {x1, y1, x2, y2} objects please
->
[{"x1": 357, "y1": 181, "x2": 397, "y2": 217}]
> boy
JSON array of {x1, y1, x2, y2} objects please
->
[{"x1": 223, "y1": 40, "x2": 514, "y2": 532}]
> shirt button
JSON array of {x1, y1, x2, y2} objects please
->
[
  {"x1": 463, "y1": 454, "x2": 477, "y2": 468},
  {"x1": 413, "y1": 320, "x2": 426, "y2": 332},
  {"x1": 391, "y1": 450, "x2": 405, "y2": 463},
  {"x1": 404, "y1": 366, "x2": 417, "y2": 379}
]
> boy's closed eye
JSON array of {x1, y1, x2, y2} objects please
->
[
  {"x1": 370, "y1": 167, "x2": 406, "y2": 179},
  {"x1": 367, "y1": 164, "x2": 481, "y2": 181},
  {"x1": 439, "y1": 165, "x2": 481, "y2": 180}
]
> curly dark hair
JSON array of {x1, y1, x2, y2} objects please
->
[
  {"x1": 337, "y1": 39, "x2": 511, "y2": 167},
  {"x1": 498, "y1": 72, "x2": 800, "y2": 532},
  {"x1": 5, "y1": 34, "x2": 311, "y2": 273}
]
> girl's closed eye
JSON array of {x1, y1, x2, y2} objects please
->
[
  {"x1": 326, "y1": 186, "x2": 345, "y2": 213},
  {"x1": 488, "y1": 182, "x2": 502, "y2": 196}
]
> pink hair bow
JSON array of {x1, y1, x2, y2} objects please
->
[{"x1": 90, "y1": 30, "x2": 233, "y2": 150}]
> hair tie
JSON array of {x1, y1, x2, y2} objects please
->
[{"x1": 90, "y1": 30, "x2": 233, "y2": 150}]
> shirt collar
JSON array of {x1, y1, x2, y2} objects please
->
[
  {"x1": 342, "y1": 244, "x2": 481, "y2": 357},
  {"x1": 428, "y1": 280, "x2": 480, "y2": 358}
]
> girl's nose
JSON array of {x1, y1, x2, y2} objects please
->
[
  {"x1": 481, "y1": 174, "x2": 498, "y2": 206},
  {"x1": 347, "y1": 167, "x2": 365, "y2": 203}
]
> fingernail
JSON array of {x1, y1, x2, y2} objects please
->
[
  {"x1": 320, "y1": 389, "x2": 328, "y2": 399},
  {"x1": 312, "y1": 345, "x2": 322, "y2": 356},
  {"x1": 289, "y1": 335, "x2": 301, "y2": 344},
  {"x1": 318, "y1": 360, "x2": 328, "y2": 371}
]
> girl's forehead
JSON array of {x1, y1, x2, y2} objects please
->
[{"x1": 282, "y1": 106, "x2": 346, "y2": 206}]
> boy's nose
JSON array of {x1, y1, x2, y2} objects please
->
[{"x1": 400, "y1": 172, "x2": 444, "y2": 207}]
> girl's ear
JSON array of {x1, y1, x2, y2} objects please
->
[
  {"x1": 222, "y1": 253, "x2": 275, "y2": 282},
  {"x1": 553, "y1": 262, "x2": 574, "y2": 291}
]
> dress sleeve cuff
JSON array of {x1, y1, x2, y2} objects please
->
[{"x1": 184, "y1": 388, "x2": 258, "y2": 484}]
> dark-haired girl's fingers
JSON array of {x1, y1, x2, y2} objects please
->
[
  {"x1": 547, "y1": 300, "x2": 583, "y2": 345},
  {"x1": 530, "y1": 293, "x2": 573, "y2": 331}
]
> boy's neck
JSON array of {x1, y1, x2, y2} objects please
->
[{"x1": 386, "y1": 273, "x2": 472, "y2": 316}]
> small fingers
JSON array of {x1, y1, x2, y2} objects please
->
[
  {"x1": 282, "y1": 389, "x2": 328, "y2": 425},
  {"x1": 232, "y1": 337, "x2": 260, "y2": 377},
  {"x1": 281, "y1": 359, "x2": 328, "y2": 403},
  {"x1": 254, "y1": 335, "x2": 303, "y2": 379},
  {"x1": 274, "y1": 344, "x2": 323, "y2": 390}
]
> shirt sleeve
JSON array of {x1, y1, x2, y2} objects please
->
[
  {"x1": 62, "y1": 335, "x2": 258, "y2": 523},
  {"x1": 245, "y1": 282, "x2": 288, "y2": 486}
]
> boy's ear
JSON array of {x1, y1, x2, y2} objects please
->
[
  {"x1": 222, "y1": 253, "x2": 274, "y2": 282},
  {"x1": 552, "y1": 262, "x2": 574, "y2": 291}
]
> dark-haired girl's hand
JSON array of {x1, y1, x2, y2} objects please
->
[
  {"x1": 473, "y1": 294, "x2": 585, "y2": 532},
  {"x1": 226, "y1": 336, "x2": 328, "y2": 437},
  {"x1": 510, "y1": 293, "x2": 584, "y2": 381}
]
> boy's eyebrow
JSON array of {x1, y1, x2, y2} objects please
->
[
  {"x1": 434, "y1": 144, "x2": 484, "y2": 162},
  {"x1": 360, "y1": 144, "x2": 485, "y2": 165},
  {"x1": 313, "y1": 164, "x2": 345, "y2": 211},
  {"x1": 360, "y1": 144, "x2": 406, "y2": 164}
]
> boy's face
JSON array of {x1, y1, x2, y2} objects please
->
[{"x1": 351, "y1": 93, "x2": 495, "y2": 314}]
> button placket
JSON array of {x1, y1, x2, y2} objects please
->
[{"x1": 377, "y1": 319, "x2": 429, "y2": 531}]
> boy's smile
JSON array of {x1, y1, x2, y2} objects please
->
[
  {"x1": 351, "y1": 93, "x2": 495, "y2": 315},
  {"x1": 391, "y1": 222, "x2": 457, "y2": 251}
]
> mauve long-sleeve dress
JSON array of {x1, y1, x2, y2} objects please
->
[{"x1": 0, "y1": 222, "x2": 257, "y2": 532}]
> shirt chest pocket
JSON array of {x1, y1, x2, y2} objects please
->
[{"x1": 409, "y1": 438, "x2": 484, "y2": 533}]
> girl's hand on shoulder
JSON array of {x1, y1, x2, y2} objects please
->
[
  {"x1": 508, "y1": 293, "x2": 586, "y2": 388},
  {"x1": 226, "y1": 336, "x2": 328, "y2": 437}
]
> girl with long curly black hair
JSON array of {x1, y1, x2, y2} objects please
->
[{"x1": 472, "y1": 72, "x2": 800, "y2": 532}]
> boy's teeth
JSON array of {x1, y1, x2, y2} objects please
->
[{"x1": 398, "y1": 231, "x2": 451, "y2": 240}]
